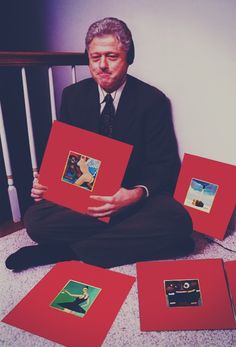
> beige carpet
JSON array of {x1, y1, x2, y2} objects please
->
[{"x1": 1, "y1": 227, "x2": 236, "y2": 347}]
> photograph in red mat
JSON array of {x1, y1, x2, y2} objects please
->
[
  {"x1": 174, "y1": 153, "x2": 236, "y2": 240},
  {"x1": 62, "y1": 151, "x2": 101, "y2": 192},
  {"x1": 184, "y1": 178, "x2": 218, "y2": 213},
  {"x1": 2, "y1": 261, "x2": 135, "y2": 347},
  {"x1": 164, "y1": 279, "x2": 202, "y2": 307},
  {"x1": 50, "y1": 279, "x2": 101, "y2": 318},
  {"x1": 137, "y1": 259, "x2": 236, "y2": 331}
]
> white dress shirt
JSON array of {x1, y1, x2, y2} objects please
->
[
  {"x1": 98, "y1": 81, "x2": 149, "y2": 198},
  {"x1": 98, "y1": 80, "x2": 126, "y2": 112}
]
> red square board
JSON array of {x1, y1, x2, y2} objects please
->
[
  {"x1": 174, "y1": 153, "x2": 236, "y2": 240},
  {"x1": 137, "y1": 259, "x2": 236, "y2": 331},
  {"x1": 39, "y1": 121, "x2": 133, "y2": 222},
  {"x1": 2, "y1": 261, "x2": 135, "y2": 347}
]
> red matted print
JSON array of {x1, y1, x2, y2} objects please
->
[
  {"x1": 137, "y1": 259, "x2": 236, "y2": 331},
  {"x1": 2, "y1": 261, "x2": 135, "y2": 347},
  {"x1": 39, "y1": 121, "x2": 133, "y2": 223},
  {"x1": 174, "y1": 153, "x2": 236, "y2": 240}
]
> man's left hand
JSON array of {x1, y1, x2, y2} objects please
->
[{"x1": 87, "y1": 187, "x2": 145, "y2": 218}]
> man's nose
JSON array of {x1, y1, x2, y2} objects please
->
[{"x1": 99, "y1": 56, "x2": 108, "y2": 69}]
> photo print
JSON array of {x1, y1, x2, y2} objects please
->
[
  {"x1": 164, "y1": 279, "x2": 202, "y2": 308},
  {"x1": 50, "y1": 280, "x2": 101, "y2": 318},
  {"x1": 184, "y1": 178, "x2": 219, "y2": 213},
  {"x1": 62, "y1": 151, "x2": 101, "y2": 191}
]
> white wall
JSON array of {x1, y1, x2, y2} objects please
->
[{"x1": 47, "y1": 0, "x2": 236, "y2": 165}]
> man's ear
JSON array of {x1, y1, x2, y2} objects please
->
[{"x1": 126, "y1": 39, "x2": 135, "y2": 65}]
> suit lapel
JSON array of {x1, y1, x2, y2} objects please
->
[
  {"x1": 81, "y1": 80, "x2": 100, "y2": 133},
  {"x1": 112, "y1": 76, "x2": 136, "y2": 141}
]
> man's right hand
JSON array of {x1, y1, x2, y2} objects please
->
[{"x1": 31, "y1": 173, "x2": 48, "y2": 202}]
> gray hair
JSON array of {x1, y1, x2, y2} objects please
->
[{"x1": 85, "y1": 17, "x2": 133, "y2": 53}]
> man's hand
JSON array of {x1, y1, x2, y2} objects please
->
[
  {"x1": 87, "y1": 187, "x2": 145, "y2": 218},
  {"x1": 31, "y1": 173, "x2": 48, "y2": 202}
]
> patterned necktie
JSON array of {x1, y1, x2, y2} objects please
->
[{"x1": 100, "y1": 93, "x2": 115, "y2": 137}]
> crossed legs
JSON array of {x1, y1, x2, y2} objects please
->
[{"x1": 5, "y1": 195, "x2": 194, "y2": 270}]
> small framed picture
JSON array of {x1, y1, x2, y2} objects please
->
[
  {"x1": 39, "y1": 121, "x2": 133, "y2": 219},
  {"x1": 2, "y1": 261, "x2": 135, "y2": 347},
  {"x1": 137, "y1": 258, "x2": 236, "y2": 331},
  {"x1": 164, "y1": 279, "x2": 202, "y2": 307},
  {"x1": 62, "y1": 151, "x2": 101, "y2": 192},
  {"x1": 50, "y1": 280, "x2": 101, "y2": 318},
  {"x1": 174, "y1": 153, "x2": 236, "y2": 240},
  {"x1": 184, "y1": 178, "x2": 218, "y2": 213}
]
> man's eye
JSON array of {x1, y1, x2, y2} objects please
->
[
  {"x1": 90, "y1": 56, "x2": 100, "y2": 61},
  {"x1": 107, "y1": 54, "x2": 118, "y2": 60}
]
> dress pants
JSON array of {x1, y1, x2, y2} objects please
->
[{"x1": 23, "y1": 194, "x2": 194, "y2": 268}]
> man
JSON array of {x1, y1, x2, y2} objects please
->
[{"x1": 6, "y1": 17, "x2": 194, "y2": 271}]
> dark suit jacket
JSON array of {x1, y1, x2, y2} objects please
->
[{"x1": 60, "y1": 74, "x2": 180, "y2": 196}]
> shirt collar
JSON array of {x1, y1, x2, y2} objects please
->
[{"x1": 98, "y1": 79, "x2": 127, "y2": 111}]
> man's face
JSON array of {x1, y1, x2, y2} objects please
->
[{"x1": 88, "y1": 35, "x2": 129, "y2": 92}]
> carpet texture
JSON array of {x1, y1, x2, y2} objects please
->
[{"x1": 1, "y1": 227, "x2": 236, "y2": 347}]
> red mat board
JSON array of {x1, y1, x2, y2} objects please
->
[
  {"x1": 174, "y1": 153, "x2": 236, "y2": 240},
  {"x1": 39, "y1": 121, "x2": 133, "y2": 222},
  {"x1": 2, "y1": 261, "x2": 135, "y2": 347},
  {"x1": 137, "y1": 259, "x2": 236, "y2": 331}
]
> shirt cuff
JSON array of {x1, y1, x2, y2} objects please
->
[{"x1": 134, "y1": 185, "x2": 149, "y2": 198}]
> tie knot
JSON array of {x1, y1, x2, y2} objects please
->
[{"x1": 103, "y1": 93, "x2": 113, "y2": 104}]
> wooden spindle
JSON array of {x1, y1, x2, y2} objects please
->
[
  {"x1": 71, "y1": 65, "x2": 77, "y2": 84},
  {"x1": 21, "y1": 67, "x2": 38, "y2": 178},
  {"x1": 0, "y1": 102, "x2": 21, "y2": 222},
  {"x1": 48, "y1": 66, "x2": 57, "y2": 122}
]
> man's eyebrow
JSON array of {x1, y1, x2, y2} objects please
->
[{"x1": 90, "y1": 51, "x2": 119, "y2": 56}]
